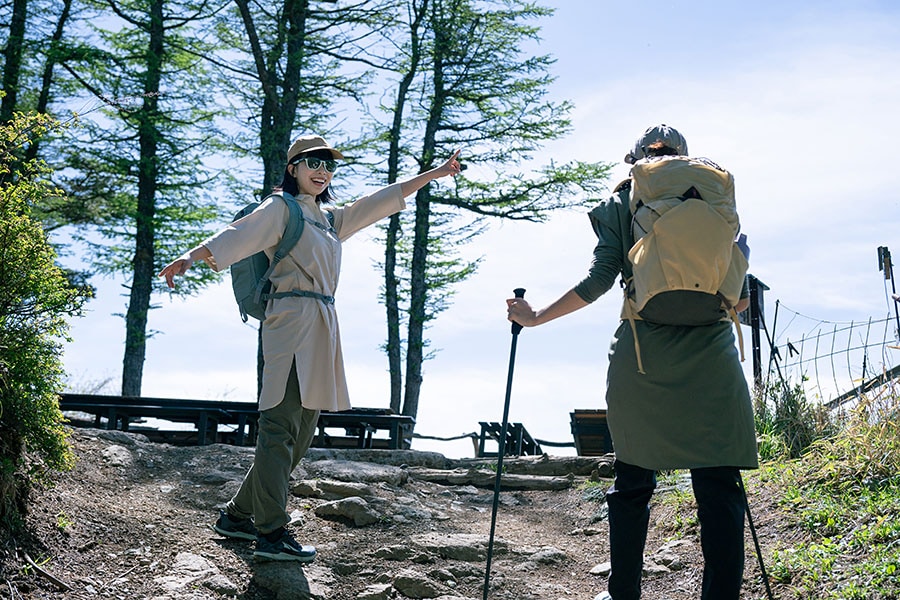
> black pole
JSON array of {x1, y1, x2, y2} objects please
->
[
  {"x1": 739, "y1": 474, "x2": 776, "y2": 600},
  {"x1": 749, "y1": 275, "x2": 763, "y2": 390},
  {"x1": 889, "y1": 254, "x2": 900, "y2": 340},
  {"x1": 483, "y1": 287, "x2": 525, "y2": 600},
  {"x1": 878, "y1": 247, "x2": 900, "y2": 339}
]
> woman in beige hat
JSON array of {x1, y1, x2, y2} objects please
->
[{"x1": 160, "y1": 135, "x2": 461, "y2": 562}]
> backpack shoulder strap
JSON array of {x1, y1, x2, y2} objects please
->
[
  {"x1": 613, "y1": 177, "x2": 632, "y2": 193},
  {"x1": 253, "y1": 192, "x2": 306, "y2": 303},
  {"x1": 272, "y1": 192, "x2": 305, "y2": 262}
]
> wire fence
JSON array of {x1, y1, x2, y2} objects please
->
[{"x1": 761, "y1": 301, "x2": 900, "y2": 409}]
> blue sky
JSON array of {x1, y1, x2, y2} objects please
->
[{"x1": 61, "y1": 1, "x2": 900, "y2": 458}]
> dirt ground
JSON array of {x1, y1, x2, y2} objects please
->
[{"x1": 0, "y1": 427, "x2": 780, "y2": 600}]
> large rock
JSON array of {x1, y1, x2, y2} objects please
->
[
  {"x1": 315, "y1": 497, "x2": 381, "y2": 526},
  {"x1": 407, "y1": 467, "x2": 574, "y2": 491},
  {"x1": 302, "y1": 459, "x2": 409, "y2": 486}
]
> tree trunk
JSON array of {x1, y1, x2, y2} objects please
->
[
  {"x1": 121, "y1": 0, "x2": 164, "y2": 396},
  {"x1": 0, "y1": 0, "x2": 28, "y2": 124},
  {"x1": 24, "y1": 0, "x2": 73, "y2": 162},
  {"x1": 384, "y1": 214, "x2": 403, "y2": 413},
  {"x1": 384, "y1": 0, "x2": 426, "y2": 413},
  {"x1": 401, "y1": 187, "x2": 431, "y2": 419},
  {"x1": 234, "y1": 0, "x2": 310, "y2": 394},
  {"x1": 238, "y1": 0, "x2": 309, "y2": 195},
  {"x1": 401, "y1": 4, "x2": 445, "y2": 421}
]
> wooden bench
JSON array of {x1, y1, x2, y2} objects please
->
[
  {"x1": 570, "y1": 409, "x2": 614, "y2": 456},
  {"x1": 59, "y1": 393, "x2": 259, "y2": 446},
  {"x1": 59, "y1": 394, "x2": 415, "y2": 449},
  {"x1": 315, "y1": 408, "x2": 415, "y2": 450},
  {"x1": 476, "y1": 421, "x2": 543, "y2": 457}
]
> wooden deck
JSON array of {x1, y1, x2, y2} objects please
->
[{"x1": 58, "y1": 394, "x2": 415, "y2": 449}]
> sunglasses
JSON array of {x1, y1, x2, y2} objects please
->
[{"x1": 292, "y1": 156, "x2": 338, "y2": 173}]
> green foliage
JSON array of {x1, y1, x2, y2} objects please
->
[
  {"x1": 367, "y1": 0, "x2": 615, "y2": 417},
  {"x1": 0, "y1": 112, "x2": 84, "y2": 530},
  {"x1": 753, "y1": 377, "x2": 836, "y2": 460},
  {"x1": 771, "y1": 394, "x2": 900, "y2": 494},
  {"x1": 647, "y1": 387, "x2": 900, "y2": 598},
  {"x1": 767, "y1": 491, "x2": 900, "y2": 598},
  {"x1": 55, "y1": 511, "x2": 75, "y2": 532},
  {"x1": 57, "y1": 88, "x2": 226, "y2": 297},
  {"x1": 757, "y1": 390, "x2": 900, "y2": 598}
]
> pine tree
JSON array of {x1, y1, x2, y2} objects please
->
[
  {"x1": 370, "y1": 0, "x2": 614, "y2": 422},
  {"x1": 58, "y1": 0, "x2": 224, "y2": 396}
]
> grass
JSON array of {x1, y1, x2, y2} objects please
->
[
  {"x1": 751, "y1": 386, "x2": 900, "y2": 599},
  {"x1": 55, "y1": 512, "x2": 74, "y2": 533}
]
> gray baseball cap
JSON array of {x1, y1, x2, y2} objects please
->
[{"x1": 624, "y1": 124, "x2": 688, "y2": 164}]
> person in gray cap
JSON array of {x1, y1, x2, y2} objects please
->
[
  {"x1": 506, "y1": 124, "x2": 757, "y2": 600},
  {"x1": 623, "y1": 123, "x2": 688, "y2": 165},
  {"x1": 161, "y1": 135, "x2": 461, "y2": 563}
]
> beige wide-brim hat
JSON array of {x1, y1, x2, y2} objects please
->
[{"x1": 287, "y1": 135, "x2": 345, "y2": 162}]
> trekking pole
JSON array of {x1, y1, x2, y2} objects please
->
[
  {"x1": 739, "y1": 473, "x2": 776, "y2": 600},
  {"x1": 482, "y1": 287, "x2": 526, "y2": 600}
]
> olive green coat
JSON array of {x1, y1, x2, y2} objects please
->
[{"x1": 573, "y1": 182, "x2": 758, "y2": 470}]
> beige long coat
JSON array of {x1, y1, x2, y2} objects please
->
[{"x1": 201, "y1": 183, "x2": 404, "y2": 411}]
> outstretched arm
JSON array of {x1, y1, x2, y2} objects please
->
[
  {"x1": 399, "y1": 150, "x2": 462, "y2": 198},
  {"x1": 159, "y1": 245, "x2": 212, "y2": 289},
  {"x1": 506, "y1": 288, "x2": 589, "y2": 328}
]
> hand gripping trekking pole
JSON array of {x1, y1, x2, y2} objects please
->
[{"x1": 482, "y1": 287, "x2": 526, "y2": 600}]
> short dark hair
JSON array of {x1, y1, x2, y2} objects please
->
[
  {"x1": 277, "y1": 148, "x2": 338, "y2": 204},
  {"x1": 644, "y1": 141, "x2": 680, "y2": 158}
]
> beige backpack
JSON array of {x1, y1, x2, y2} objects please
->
[{"x1": 622, "y1": 155, "x2": 749, "y2": 373}]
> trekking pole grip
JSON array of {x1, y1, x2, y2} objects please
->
[{"x1": 511, "y1": 288, "x2": 526, "y2": 335}]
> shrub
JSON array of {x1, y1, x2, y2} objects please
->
[
  {"x1": 800, "y1": 391, "x2": 900, "y2": 493},
  {"x1": 753, "y1": 376, "x2": 835, "y2": 460},
  {"x1": 762, "y1": 389, "x2": 900, "y2": 598},
  {"x1": 0, "y1": 112, "x2": 87, "y2": 530}
]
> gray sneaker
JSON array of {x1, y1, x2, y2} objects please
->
[
  {"x1": 253, "y1": 529, "x2": 317, "y2": 563},
  {"x1": 211, "y1": 510, "x2": 258, "y2": 541}
]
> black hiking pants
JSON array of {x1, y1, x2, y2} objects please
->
[{"x1": 605, "y1": 460, "x2": 745, "y2": 600}]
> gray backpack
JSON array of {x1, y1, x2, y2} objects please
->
[
  {"x1": 230, "y1": 192, "x2": 336, "y2": 322},
  {"x1": 230, "y1": 193, "x2": 303, "y2": 322}
]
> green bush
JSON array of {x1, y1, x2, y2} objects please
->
[
  {"x1": 761, "y1": 390, "x2": 900, "y2": 598},
  {"x1": 753, "y1": 377, "x2": 836, "y2": 461},
  {"x1": 0, "y1": 112, "x2": 87, "y2": 530},
  {"x1": 801, "y1": 392, "x2": 900, "y2": 493}
]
